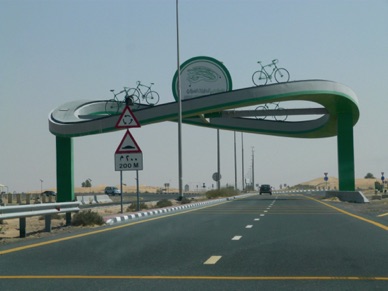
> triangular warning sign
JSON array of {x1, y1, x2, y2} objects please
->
[
  {"x1": 115, "y1": 130, "x2": 142, "y2": 154},
  {"x1": 115, "y1": 106, "x2": 141, "y2": 128}
]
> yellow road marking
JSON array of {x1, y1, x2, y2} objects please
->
[
  {"x1": 0, "y1": 275, "x2": 387, "y2": 281},
  {"x1": 377, "y1": 212, "x2": 388, "y2": 217},
  {"x1": 304, "y1": 196, "x2": 388, "y2": 231},
  {"x1": 203, "y1": 256, "x2": 222, "y2": 265},
  {"x1": 0, "y1": 202, "x2": 228, "y2": 256}
]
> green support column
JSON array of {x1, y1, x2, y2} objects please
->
[
  {"x1": 337, "y1": 113, "x2": 355, "y2": 191},
  {"x1": 56, "y1": 136, "x2": 74, "y2": 202}
]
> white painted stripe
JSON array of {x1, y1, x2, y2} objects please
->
[
  {"x1": 232, "y1": 236, "x2": 242, "y2": 240},
  {"x1": 254, "y1": 218, "x2": 260, "y2": 221},
  {"x1": 204, "y1": 256, "x2": 222, "y2": 265},
  {"x1": 264, "y1": 210, "x2": 268, "y2": 213},
  {"x1": 246, "y1": 225, "x2": 253, "y2": 229},
  {"x1": 260, "y1": 214, "x2": 265, "y2": 217}
]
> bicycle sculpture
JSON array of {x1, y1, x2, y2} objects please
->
[
  {"x1": 127, "y1": 81, "x2": 160, "y2": 106},
  {"x1": 255, "y1": 102, "x2": 288, "y2": 122},
  {"x1": 105, "y1": 87, "x2": 134, "y2": 115},
  {"x1": 252, "y1": 59, "x2": 290, "y2": 86},
  {"x1": 105, "y1": 81, "x2": 159, "y2": 114}
]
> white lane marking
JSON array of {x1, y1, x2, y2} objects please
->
[
  {"x1": 260, "y1": 214, "x2": 265, "y2": 217},
  {"x1": 264, "y1": 210, "x2": 268, "y2": 213},
  {"x1": 204, "y1": 256, "x2": 222, "y2": 265},
  {"x1": 246, "y1": 225, "x2": 253, "y2": 228},
  {"x1": 232, "y1": 236, "x2": 242, "y2": 240},
  {"x1": 377, "y1": 212, "x2": 388, "y2": 217},
  {"x1": 254, "y1": 218, "x2": 260, "y2": 221}
]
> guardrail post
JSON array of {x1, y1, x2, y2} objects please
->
[
  {"x1": 66, "y1": 212, "x2": 71, "y2": 226},
  {"x1": 19, "y1": 217, "x2": 26, "y2": 238},
  {"x1": 45, "y1": 215, "x2": 52, "y2": 232}
]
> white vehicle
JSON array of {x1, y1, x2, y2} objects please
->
[{"x1": 104, "y1": 186, "x2": 121, "y2": 195}]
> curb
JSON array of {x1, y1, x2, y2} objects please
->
[{"x1": 104, "y1": 193, "x2": 255, "y2": 225}]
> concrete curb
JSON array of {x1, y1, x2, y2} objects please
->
[{"x1": 104, "y1": 193, "x2": 255, "y2": 225}]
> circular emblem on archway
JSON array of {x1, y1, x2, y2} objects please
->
[{"x1": 172, "y1": 56, "x2": 233, "y2": 101}]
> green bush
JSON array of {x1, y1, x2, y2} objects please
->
[
  {"x1": 180, "y1": 197, "x2": 191, "y2": 204},
  {"x1": 127, "y1": 202, "x2": 149, "y2": 211},
  {"x1": 206, "y1": 187, "x2": 239, "y2": 199},
  {"x1": 156, "y1": 199, "x2": 173, "y2": 208},
  {"x1": 71, "y1": 210, "x2": 104, "y2": 226}
]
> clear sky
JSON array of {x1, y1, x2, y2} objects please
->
[{"x1": 1, "y1": 0, "x2": 387, "y2": 193}]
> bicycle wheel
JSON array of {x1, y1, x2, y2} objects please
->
[
  {"x1": 274, "y1": 107, "x2": 288, "y2": 122},
  {"x1": 274, "y1": 68, "x2": 290, "y2": 83},
  {"x1": 145, "y1": 91, "x2": 160, "y2": 105},
  {"x1": 255, "y1": 105, "x2": 268, "y2": 120},
  {"x1": 105, "y1": 99, "x2": 120, "y2": 115},
  {"x1": 252, "y1": 70, "x2": 268, "y2": 86},
  {"x1": 126, "y1": 88, "x2": 140, "y2": 108}
]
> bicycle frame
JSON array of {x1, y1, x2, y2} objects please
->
[
  {"x1": 258, "y1": 60, "x2": 279, "y2": 80},
  {"x1": 135, "y1": 81, "x2": 153, "y2": 98}
]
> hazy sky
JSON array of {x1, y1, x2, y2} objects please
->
[{"x1": 1, "y1": 0, "x2": 387, "y2": 193}]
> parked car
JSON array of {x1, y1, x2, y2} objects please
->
[
  {"x1": 259, "y1": 184, "x2": 272, "y2": 195},
  {"x1": 42, "y1": 190, "x2": 56, "y2": 196},
  {"x1": 104, "y1": 186, "x2": 121, "y2": 195}
]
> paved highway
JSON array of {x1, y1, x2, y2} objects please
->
[{"x1": 1, "y1": 194, "x2": 387, "y2": 290}]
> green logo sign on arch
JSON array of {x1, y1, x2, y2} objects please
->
[{"x1": 172, "y1": 56, "x2": 233, "y2": 101}]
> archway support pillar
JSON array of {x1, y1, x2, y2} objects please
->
[
  {"x1": 56, "y1": 136, "x2": 74, "y2": 202},
  {"x1": 337, "y1": 112, "x2": 355, "y2": 191}
]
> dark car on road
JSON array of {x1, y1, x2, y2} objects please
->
[
  {"x1": 104, "y1": 186, "x2": 121, "y2": 195},
  {"x1": 259, "y1": 184, "x2": 272, "y2": 195},
  {"x1": 42, "y1": 190, "x2": 56, "y2": 196}
]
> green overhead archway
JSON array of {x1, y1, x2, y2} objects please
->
[{"x1": 49, "y1": 80, "x2": 359, "y2": 201}]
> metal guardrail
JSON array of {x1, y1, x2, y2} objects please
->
[{"x1": 0, "y1": 202, "x2": 81, "y2": 238}]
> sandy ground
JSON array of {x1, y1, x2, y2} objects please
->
[{"x1": 0, "y1": 198, "x2": 180, "y2": 243}]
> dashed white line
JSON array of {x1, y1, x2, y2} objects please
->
[
  {"x1": 204, "y1": 256, "x2": 222, "y2": 265},
  {"x1": 254, "y1": 218, "x2": 260, "y2": 221},
  {"x1": 232, "y1": 236, "x2": 242, "y2": 240},
  {"x1": 246, "y1": 225, "x2": 253, "y2": 228}
]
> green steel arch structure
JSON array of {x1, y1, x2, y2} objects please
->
[{"x1": 49, "y1": 80, "x2": 359, "y2": 202}]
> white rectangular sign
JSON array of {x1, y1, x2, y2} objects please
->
[{"x1": 115, "y1": 152, "x2": 143, "y2": 171}]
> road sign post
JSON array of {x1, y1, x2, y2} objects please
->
[
  {"x1": 324, "y1": 172, "x2": 329, "y2": 190},
  {"x1": 115, "y1": 107, "x2": 142, "y2": 213}
]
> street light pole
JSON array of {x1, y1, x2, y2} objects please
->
[
  {"x1": 234, "y1": 131, "x2": 237, "y2": 190},
  {"x1": 251, "y1": 147, "x2": 255, "y2": 191},
  {"x1": 176, "y1": 0, "x2": 183, "y2": 200},
  {"x1": 241, "y1": 133, "x2": 244, "y2": 191},
  {"x1": 217, "y1": 129, "x2": 220, "y2": 190}
]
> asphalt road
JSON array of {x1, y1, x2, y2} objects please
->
[{"x1": 1, "y1": 194, "x2": 387, "y2": 290}]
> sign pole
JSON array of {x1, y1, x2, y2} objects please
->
[
  {"x1": 120, "y1": 170, "x2": 123, "y2": 214},
  {"x1": 136, "y1": 170, "x2": 140, "y2": 211}
]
